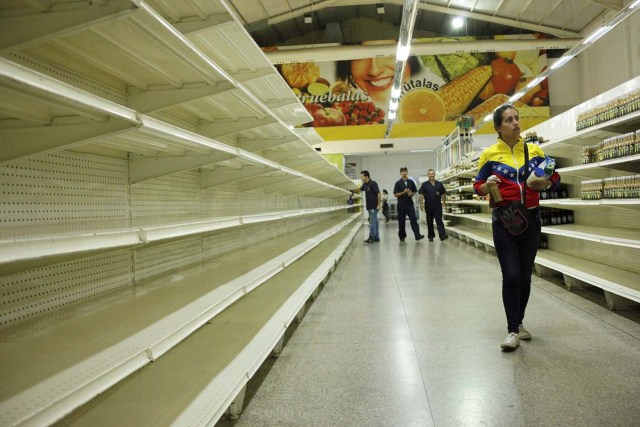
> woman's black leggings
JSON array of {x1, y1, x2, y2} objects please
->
[{"x1": 492, "y1": 208, "x2": 541, "y2": 333}]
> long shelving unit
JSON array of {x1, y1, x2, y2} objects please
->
[
  {"x1": 442, "y1": 76, "x2": 640, "y2": 311},
  {"x1": 0, "y1": 1, "x2": 360, "y2": 425}
]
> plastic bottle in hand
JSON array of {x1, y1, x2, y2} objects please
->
[{"x1": 527, "y1": 156, "x2": 555, "y2": 187}]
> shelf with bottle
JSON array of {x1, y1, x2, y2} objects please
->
[
  {"x1": 538, "y1": 110, "x2": 640, "y2": 157},
  {"x1": 440, "y1": 167, "x2": 479, "y2": 183},
  {"x1": 559, "y1": 154, "x2": 640, "y2": 179},
  {"x1": 580, "y1": 174, "x2": 640, "y2": 200},
  {"x1": 576, "y1": 88, "x2": 640, "y2": 131},
  {"x1": 581, "y1": 130, "x2": 640, "y2": 163},
  {"x1": 540, "y1": 208, "x2": 574, "y2": 226},
  {"x1": 445, "y1": 177, "x2": 475, "y2": 193}
]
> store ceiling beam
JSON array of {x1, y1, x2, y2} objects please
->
[
  {"x1": 414, "y1": 0, "x2": 581, "y2": 38},
  {"x1": 589, "y1": 0, "x2": 623, "y2": 10},
  {"x1": 0, "y1": 0, "x2": 135, "y2": 52},
  {"x1": 173, "y1": 13, "x2": 235, "y2": 34},
  {"x1": 237, "y1": 135, "x2": 299, "y2": 152},
  {"x1": 200, "y1": 165, "x2": 277, "y2": 188},
  {"x1": 129, "y1": 152, "x2": 237, "y2": 183},
  {"x1": 127, "y1": 82, "x2": 235, "y2": 113},
  {"x1": 199, "y1": 117, "x2": 277, "y2": 138},
  {"x1": 0, "y1": 119, "x2": 136, "y2": 163},
  {"x1": 265, "y1": 37, "x2": 581, "y2": 64},
  {"x1": 264, "y1": 0, "x2": 353, "y2": 26}
]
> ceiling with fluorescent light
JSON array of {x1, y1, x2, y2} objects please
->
[
  {"x1": 222, "y1": 0, "x2": 630, "y2": 155},
  {"x1": 227, "y1": 0, "x2": 623, "y2": 48}
]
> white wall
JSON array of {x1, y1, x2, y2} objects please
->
[
  {"x1": 347, "y1": 152, "x2": 438, "y2": 191},
  {"x1": 578, "y1": 10, "x2": 639, "y2": 101}
]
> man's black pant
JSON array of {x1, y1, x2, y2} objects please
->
[
  {"x1": 397, "y1": 203, "x2": 421, "y2": 240},
  {"x1": 426, "y1": 206, "x2": 446, "y2": 240}
]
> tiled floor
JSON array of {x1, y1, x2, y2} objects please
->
[{"x1": 220, "y1": 220, "x2": 640, "y2": 426}]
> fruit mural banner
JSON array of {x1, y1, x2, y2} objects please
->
[{"x1": 276, "y1": 35, "x2": 550, "y2": 129}]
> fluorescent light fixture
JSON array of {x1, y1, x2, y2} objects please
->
[
  {"x1": 508, "y1": 94, "x2": 522, "y2": 103},
  {"x1": 390, "y1": 87, "x2": 402, "y2": 98},
  {"x1": 583, "y1": 26, "x2": 609, "y2": 44},
  {"x1": 304, "y1": 13, "x2": 312, "y2": 24},
  {"x1": 484, "y1": 114, "x2": 493, "y2": 122},
  {"x1": 452, "y1": 16, "x2": 464, "y2": 29},
  {"x1": 376, "y1": 3, "x2": 385, "y2": 14},
  {"x1": 550, "y1": 55, "x2": 574, "y2": 70},
  {"x1": 526, "y1": 77, "x2": 542, "y2": 89},
  {"x1": 410, "y1": 149, "x2": 434, "y2": 153},
  {"x1": 630, "y1": 0, "x2": 640, "y2": 8},
  {"x1": 396, "y1": 44, "x2": 410, "y2": 61}
]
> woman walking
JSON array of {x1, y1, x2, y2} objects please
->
[{"x1": 474, "y1": 104, "x2": 561, "y2": 351}]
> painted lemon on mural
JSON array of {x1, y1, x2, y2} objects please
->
[{"x1": 399, "y1": 88, "x2": 446, "y2": 122}]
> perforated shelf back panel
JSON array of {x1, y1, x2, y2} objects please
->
[
  {"x1": 201, "y1": 187, "x2": 266, "y2": 218},
  {"x1": 0, "y1": 152, "x2": 130, "y2": 240},
  {"x1": 133, "y1": 237, "x2": 203, "y2": 283},
  {"x1": 202, "y1": 214, "x2": 337, "y2": 261},
  {"x1": 0, "y1": 250, "x2": 132, "y2": 328},
  {"x1": 130, "y1": 171, "x2": 201, "y2": 228}
]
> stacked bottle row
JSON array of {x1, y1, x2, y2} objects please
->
[
  {"x1": 448, "y1": 194, "x2": 474, "y2": 202},
  {"x1": 538, "y1": 235, "x2": 548, "y2": 249},
  {"x1": 581, "y1": 175, "x2": 640, "y2": 199},
  {"x1": 524, "y1": 132, "x2": 547, "y2": 145},
  {"x1": 539, "y1": 183, "x2": 569, "y2": 200},
  {"x1": 581, "y1": 130, "x2": 640, "y2": 164},
  {"x1": 447, "y1": 206, "x2": 481, "y2": 214},
  {"x1": 540, "y1": 208, "x2": 574, "y2": 226},
  {"x1": 576, "y1": 89, "x2": 640, "y2": 131}
]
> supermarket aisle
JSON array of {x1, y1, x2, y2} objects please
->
[{"x1": 221, "y1": 221, "x2": 640, "y2": 426}]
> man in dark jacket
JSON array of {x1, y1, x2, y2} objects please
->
[
  {"x1": 418, "y1": 168, "x2": 448, "y2": 241},
  {"x1": 393, "y1": 167, "x2": 424, "y2": 242},
  {"x1": 359, "y1": 170, "x2": 381, "y2": 243}
]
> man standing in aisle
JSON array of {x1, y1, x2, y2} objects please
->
[
  {"x1": 419, "y1": 168, "x2": 448, "y2": 242},
  {"x1": 393, "y1": 167, "x2": 424, "y2": 242},
  {"x1": 359, "y1": 170, "x2": 381, "y2": 243}
]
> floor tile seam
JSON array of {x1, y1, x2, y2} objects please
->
[
  {"x1": 532, "y1": 282, "x2": 640, "y2": 342},
  {"x1": 385, "y1": 239, "x2": 436, "y2": 424}
]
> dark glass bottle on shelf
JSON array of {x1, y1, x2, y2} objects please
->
[
  {"x1": 540, "y1": 188, "x2": 548, "y2": 200},
  {"x1": 539, "y1": 236, "x2": 548, "y2": 249},
  {"x1": 560, "y1": 184, "x2": 568, "y2": 198}
]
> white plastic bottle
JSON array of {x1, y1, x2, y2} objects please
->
[{"x1": 527, "y1": 156, "x2": 555, "y2": 186}]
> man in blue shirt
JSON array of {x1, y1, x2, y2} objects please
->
[
  {"x1": 418, "y1": 168, "x2": 448, "y2": 242},
  {"x1": 393, "y1": 167, "x2": 424, "y2": 242},
  {"x1": 359, "y1": 170, "x2": 381, "y2": 243}
]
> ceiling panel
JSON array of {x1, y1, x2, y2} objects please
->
[{"x1": 227, "y1": 0, "x2": 612, "y2": 48}]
